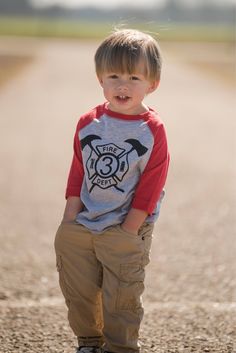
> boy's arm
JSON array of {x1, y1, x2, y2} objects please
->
[
  {"x1": 63, "y1": 121, "x2": 85, "y2": 222},
  {"x1": 66, "y1": 124, "x2": 84, "y2": 199},
  {"x1": 122, "y1": 208, "x2": 148, "y2": 235},
  {"x1": 125, "y1": 122, "x2": 169, "y2": 234},
  {"x1": 62, "y1": 196, "x2": 83, "y2": 222}
]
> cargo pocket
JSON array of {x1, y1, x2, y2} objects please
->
[
  {"x1": 139, "y1": 223, "x2": 154, "y2": 267},
  {"x1": 116, "y1": 263, "x2": 145, "y2": 313},
  {"x1": 56, "y1": 254, "x2": 70, "y2": 306}
]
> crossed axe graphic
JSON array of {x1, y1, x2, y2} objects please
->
[
  {"x1": 80, "y1": 134, "x2": 148, "y2": 192},
  {"x1": 81, "y1": 134, "x2": 148, "y2": 158}
]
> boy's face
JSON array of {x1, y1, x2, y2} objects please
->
[{"x1": 98, "y1": 61, "x2": 159, "y2": 115}]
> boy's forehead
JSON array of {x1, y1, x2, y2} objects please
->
[{"x1": 105, "y1": 59, "x2": 147, "y2": 75}]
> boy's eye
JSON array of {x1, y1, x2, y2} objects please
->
[
  {"x1": 130, "y1": 76, "x2": 140, "y2": 81},
  {"x1": 109, "y1": 74, "x2": 118, "y2": 79}
]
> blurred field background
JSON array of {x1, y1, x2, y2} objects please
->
[
  {"x1": 0, "y1": 0, "x2": 235, "y2": 88},
  {"x1": 0, "y1": 0, "x2": 236, "y2": 351}
]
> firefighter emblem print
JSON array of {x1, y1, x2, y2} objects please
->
[{"x1": 81, "y1": 134, "x2": 148, "y2": 193}]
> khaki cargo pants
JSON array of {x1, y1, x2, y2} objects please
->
[{"x1": 54, "y1": 221, "x2": 154, "y2": 353}]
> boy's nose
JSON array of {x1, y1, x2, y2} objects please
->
[{"x1": 117, "y1": 80, "x2": 128, "y2": 91}]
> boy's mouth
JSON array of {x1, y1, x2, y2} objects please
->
[{"x1": 115, "y1": 95, "x2": 130, "y2": 102}]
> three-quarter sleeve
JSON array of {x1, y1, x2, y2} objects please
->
[
  {"x1": 131, "y1": 123, "x2": 170, "y2": 214},
  {"x1": 65, "y1": 123, "x2": 84, "y2": 199}
]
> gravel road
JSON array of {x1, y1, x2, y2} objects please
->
[{"x1": 0, "y1": 37, "x2": 235, "y2": 352}]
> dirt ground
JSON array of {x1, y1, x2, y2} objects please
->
[{"x1": 0, "y1": 37, "x2": 235, "y2": 353}]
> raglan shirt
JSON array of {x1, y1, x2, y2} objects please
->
[{"x1": 66, "y1": 102, "x2": 170, "y2": 233}]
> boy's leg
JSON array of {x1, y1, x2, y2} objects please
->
[
  {"x1": 54, "y1": 222, "x2": 104, "y2": 348},
  {"x1": 94, "y1": 223, "x2": 154, "y2": 353}
]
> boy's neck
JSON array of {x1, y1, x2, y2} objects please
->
[{"x1": 107, "y1": 102, "x2": 149, "y2": 116}]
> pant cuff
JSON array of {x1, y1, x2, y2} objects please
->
[{"x1": 77, "y1": 336, "x2": 104, "y2": 347}]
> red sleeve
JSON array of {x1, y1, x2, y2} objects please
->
[
  {"x1": 65, "y1": 105, "x2": 103, "y2": 199},
  {"x1": 65, "y1": 122, "x2": 84, "y2": 199},
  {"x1": 131, "y1": 120, "x2": 170, "y2": 214}
]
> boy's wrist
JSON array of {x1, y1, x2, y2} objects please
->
[
  {"x1": 62, "y1": 196, "x2": 83, "y2": 224},
  {"x1": 121, "y1": 222, "x2": 139, "y2": 235},
  {"x1": 62, "y1": 216, "x2": 76, "y2": 223},
  {"x1": 122, "y1": 207, "x2": 148, "y2": 235}
]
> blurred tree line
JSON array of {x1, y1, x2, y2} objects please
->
[{"x1": 0, "y1": 0, "x2": 235, "y2": 25}]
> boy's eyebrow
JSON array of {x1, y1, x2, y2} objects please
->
[{"x1": 105, "y1": 70, "x2": 145, "y2": 75}]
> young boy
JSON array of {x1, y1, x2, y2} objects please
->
[{"x1": 55, "y1": 29, "x2": 169, "y2": 353}]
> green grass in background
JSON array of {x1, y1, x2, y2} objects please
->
[
  {"x1": 0, "y1": 17, "x2": 235, "y2": 42},
  {"x1": 0, "y1": 18, "x2": 110, "y2": 39}
]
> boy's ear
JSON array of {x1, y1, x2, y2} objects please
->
[{"x1": 148, "y1": 80, "x2": 160, "y2": 93}]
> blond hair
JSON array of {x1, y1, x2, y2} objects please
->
[{"x1": 95, "y1": 29, "x2": 162, "y2": 82}]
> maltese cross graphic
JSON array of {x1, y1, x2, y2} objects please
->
[{"x1": 80, "y1": 134, "x2": 148, "y2": 193}]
